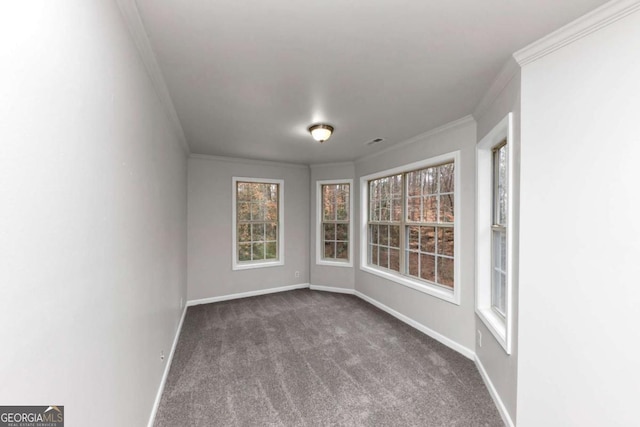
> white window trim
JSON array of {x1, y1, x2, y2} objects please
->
[
  {"x1": 316, "y1": 179, "x2": 354, "y2": 267},
  {"x1": 476, "y1": 113, "x2": 513, "y2": 354},
  {"x1": 232, "y1": 177, "x2": 285, "y2": 271},
  {"x1": 359, "y1": 151, "x2": 461, "y2": 305}
]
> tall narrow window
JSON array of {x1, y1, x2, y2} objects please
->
[
  {"x1": 476, "y1": 113, "x2": 513, "y2": 354},
  {"x1": 232, "y1": 177, "x2": 284, "y2": 270},
  {"x1": 492, "y1": 141, "x2": 508, "y2": 316},
  {"x1": 360, "y1": 151, "x2": 460, "y2": 304},
  {"x1": 316, "y1": 180, "x2": 353, "y2": 267}
]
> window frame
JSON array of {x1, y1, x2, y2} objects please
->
[
  {"x1": 316, "y1": 179, "x2": 353, "y2": 267},
  {"x1": 359, "y1": 151, "x2": 461, "y2": 305},
  {"x1": 476, "y1": 113, "x2": 513, "y2": 354},
  {"x1": 232, "y1": 177, "x2": 285, "y2": 271}
]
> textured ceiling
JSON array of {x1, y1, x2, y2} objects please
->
[{"x1": 136, "y1": 0, "x2": 608, "y2": 164}]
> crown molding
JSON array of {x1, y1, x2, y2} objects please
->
[
  {"x1": 190, "y1": 153, "x2": 309, "y2": 169},
  {"x1": 514, "y1": 0, "x2": 640, "y2": 66},
  {"x1": 473, "y1": 57, "x2": 520, "y2": 121},
  {"x1": 355, "y1": 115, "x2": 475, "y2": 164},
  {"x1": 115, "y1": 0, "x2": 190, "y2": 155},
  {"x1": 309, "y1": 161, "x2": 355, "y2": 169}
]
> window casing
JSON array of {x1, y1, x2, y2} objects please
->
[
  {"x1": 232, "y1": 177, "x2": 284, "y2": 270},
  {"x1": 360, "y1": 151, "x2": 461, "y2": 304},
  {"x1": 476, "y1": 113, "x2": 513, "y2": 354},
  {"x1": 316, "y1": 180, "x2": 353, "y2": 267}
]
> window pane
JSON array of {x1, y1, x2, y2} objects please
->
[
  {"x1": 380, "y1": 199, "x2": 390, "y2": 221},
  {"x1": 238, "y1": 202, "x2": 251, "y2": 221},
  {"x1": 492, "y1": 270, "x2": 506, "y2": 315},
  {"x1": 407, "y1": 226, "x2": 419, "y2": 250},
  {"x1": 336, "y1": 223, "x2": 348, "y2": 241},
  {"x1": 493, "y1": 229, "x2": 506, "y2": 270},
  {"x1": 265, "y1": 242, "x2": 277, "y2": 260},
  {"x1": 238, "y1": 224, "x2": 251, "y2": 242},
  {"x1": 437, "y1": 257, "x2": 454, "y2": 288},
  {"x1": 370, "y1": 244, "x2": 378, "y2": 266},
  {"x1": 423, "y1": 168, "x2": 437, "y2": 195},
  {"x1": 439, "y1": 194, "x2": 454, "y2": 223},
  {"x1": 265, "y1": 223, "x2": 277, "y2": 241},
  {"x1": 408, "y1": 251, "x2": 419, "y2": 277},
  {"x1": 407, "y1": 196, "x2": 421, "y2": 221},
  {"x1": 379, "y1": 247, "x2": 389, "y2": 268},
  {"x1": 252, "y1": 242, "x2": 264, "y2": 260},
  {"x1": 420, "y1": 254, "x2": 435, "y2": 282},
  {"x1": 323, "y1": 185, "x2": 335, "y2": 220},
  {"x1": 336, "y1": 242, "x2": 349, "y2": 260},
  {"x1": 389, "y1": 225, "x2": 400, "y2": 248},
  {"x1": 407, "y1": 171, "x2": 421, "y2": 196},
  {"x1": 437, "y1": 227, "x2": 454, "y2": 256},
  {"x1": 420, "y1": 226, "x2": 435, "y2": 254},
  {"x1": 324, "y1": 242, "x2": 335, "y2": 259},
  {"x1": 389, "y1": 249, "x2": 400, "y2": 271},
  {"x1": 370, "y1": 224, "x2": 378, "y2": 244},
  {"x1": 265, "y1": 201, "x2": 277, "y2": 221},
  {"x1": 379, "y1": 225, "x2": 389, "y2": 246},
  {"x1": 392, "y1": 198, "x2": 402, "y2": 222},
  {"x1": 238, "y1": 244, "x2": 251, "y2": 261},
  {"x1": 251, "y1": 223, "x2": 265, "y2": 241},
  {"x1": 251, "y1": 203, "x2": 264, "y2": 221},
  {"x1": 496, "y1": 145, "x2": 508, "y2": 225},
  {"x1": 423, "y1": 196, "x2": 437, "y2": 222},
  {"x1": 237, "y1": 183, "x2": 251, "y2": 201},
  {"x1": 392, "y1": 175, "x2": 403, "y2": 197},
  {"x1": 439, "y1": 163, "x2": 455, "y2": 193},
  {"x1": 324, "y1": 223, "x2": 335, "y2": 242}
]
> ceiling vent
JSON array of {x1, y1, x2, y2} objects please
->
[{"x1": 364, "y1": 137, "x2": 386, "y2": 146}]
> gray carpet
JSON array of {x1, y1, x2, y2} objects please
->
[{"x1": 154, "y1": 289, "x2": 503, "y2": 426}]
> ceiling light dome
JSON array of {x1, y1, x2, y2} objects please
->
[{"x1": 308, "y1": 124, "x2": 334, "y2": 143}]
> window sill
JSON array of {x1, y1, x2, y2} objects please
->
[
  {"x1": 232, "y1": 259, "x2": 284, "y2": 271},
  {"x1": 360, "y1": 264, "x2": 459, "y2": 305},
  {"x1": 476, "y1": 307, "x2": 510, "y2": 354},
  {"x1": 317, "y1": 259, "x2": 353, "y2": 268}
]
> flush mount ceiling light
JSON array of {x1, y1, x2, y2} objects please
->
[{"x1": 308, "y1": 124, "x2": 334, "y2": 143}]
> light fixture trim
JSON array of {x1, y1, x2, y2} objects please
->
[{"x1": 308, "y1": 124, "x2": 334, "y2": 143}]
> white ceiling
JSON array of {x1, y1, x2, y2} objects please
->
[{"x1": 135, "y1": 0, "x2": 608, "y2": 164}]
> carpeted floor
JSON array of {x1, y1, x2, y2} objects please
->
[{"x1": 154, "y1": 289, "x2": 503, "y2": 426}]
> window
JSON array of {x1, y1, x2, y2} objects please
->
[
  {"x1": 360, "y1": 151, "x2": 461, "y2": 304},
  {"x1": 476, "y1": 113, "x2": 513, "y2": 354},
  {"x1": 316, "y1": 180, "x2": 353, "y2": 267},
  {"x1": 232, "y1": 177, "x2": 284, "y2": 270}
]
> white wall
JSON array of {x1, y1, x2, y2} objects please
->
[
  {"x1": 354, "y1": 119, "x2": 477, "y2": 353},
  {"x1": 474, "y1": 64, "x2": 521, "y2": 425},
  {"x1": 188, "y1": 156, "x2": 310, "y2": 301},
  {"x1": 518, "y1": 10, "x2": 640, "y2": 426},
  {"x1": 0, "y1": 1, "x2": 187, "y2": 426},
  {"x1": 310, "y1": 163, "x2": 356, "y2": 290}
]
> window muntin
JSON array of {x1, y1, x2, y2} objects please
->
[
  {"x1": 491, "y1": 141, "x2": 508, "y2": 316},
  {"x1": 367, "y1": 162, "x2": 455, "y2": 289},
  {"x1": 321, "y1": 183, "x2": 350, "y2": 261},
  {"x1": 236, "y1": 181, "x2": 280, "y2": 264}
]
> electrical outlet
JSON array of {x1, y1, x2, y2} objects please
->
[
  {"x1": 477, "y1": 330, "x2": 482, "y2": 348},
  {"x1": 160, "y1": 350, "x2": 165, "y2": 361},
  {"x1": 295, "y1": 271, "x2": 300, "y2": 278}
]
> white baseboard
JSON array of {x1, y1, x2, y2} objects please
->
[
  {"x1": 353, "y1": 291, "x2": 475, "y2": 360},
  {"x1": 475, "y1": 356, "x2": 514, "y2": 427},
  {"x1": 309, "y1": 285, "x2": 356, "y2": 294},
  {"x1": 147, "y1": 304, "x2": 188, "y2": 427},
  {"x1": 187, "y1": 283, "x2": 310, "y2": 306}
]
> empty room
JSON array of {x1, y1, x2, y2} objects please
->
[{"x1": 2, "y1": 0, "x2": 639, "y2": 426}]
